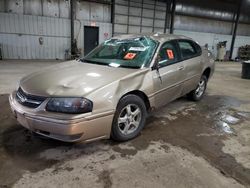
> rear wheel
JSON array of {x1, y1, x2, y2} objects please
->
[
  {"x1": 111, "y1": 94, "x2": 147, "y2": 141},
  {"x1": 187, "y1": 75, "x2": 207, "y2": 101}
]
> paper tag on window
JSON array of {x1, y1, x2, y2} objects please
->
[
  {"x1": 124, "y1": 53, "x2": 136, "y2": 60},
  {"x1": 129, "y1": 47, "x2": 148, "y2": 51},
  {"x1": 167, "y1": 49, "x2": 174, "y2": 59}
]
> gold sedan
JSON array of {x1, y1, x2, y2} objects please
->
[{"x1": 9, "y1": 33, "x2": 215, "y2": 142}]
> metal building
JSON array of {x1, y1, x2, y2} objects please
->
[{"x1": 0, "y1": 0, "x2": 250, "y2": 60}]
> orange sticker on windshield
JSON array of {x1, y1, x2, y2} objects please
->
[
  {"x1": 124, "y1": 53, "x2": 136, "y2": 60},
  {"x1": 167, "y1": 49, "x2": 174, "y2": 59}
]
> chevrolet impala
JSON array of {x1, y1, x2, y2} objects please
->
[{"x1": 9, "y1": 33, "x2": 215, "y2": 142}]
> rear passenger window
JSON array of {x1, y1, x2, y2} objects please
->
[
  {"x1": 178, "y1": 41, "x2": 197, "y2": 59},
  {"x1": 158, "y1": 41, "x2": 180, "y2": 67}
]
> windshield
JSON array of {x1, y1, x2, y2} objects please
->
[{"x1": 83, "y1": 37, "x2": 158, "y2": 69}]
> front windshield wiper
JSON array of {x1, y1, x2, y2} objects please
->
[
  {"x1": 81, "y1": 58, "x2": 104, "y2": 65},
  {"x1": 80, "y1": 58, "x2": 141, "y2": 69}
]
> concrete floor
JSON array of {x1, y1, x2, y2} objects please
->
[{"x1": 0, "y1": 60, "x2": 250, "y2": 188}]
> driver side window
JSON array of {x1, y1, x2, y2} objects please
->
[{"x1": 158, "y1": 41, "x2": 179, "y2": 67}]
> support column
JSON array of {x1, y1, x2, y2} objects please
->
[
  {"x1": 127, "y1": 0, "x2": 131, "y2": 34},
  {"x1": 111, "y1": 0, "x2": 115, "y2": 36},
  {"x1": 170, "y1": 0, "x2": 176, "y2": 34},
  {"x1": 164, "y1": 0, "x2": 171, "y2": 33},
  {"x1": 229, "y1": 0, "x2": 242, "y2": 60},
  {"x1": 152, "y1": 0, "x2": 156, "y2": 32},
  {"x1": 70, "y1": 0, "x2": 76, "y2": 56},
  {"x1": 164, "y1": 0, "x2": 168, "y2": 33},
  {"x1": 140, "y1": 0, "x2": 144, "y2": 33}
]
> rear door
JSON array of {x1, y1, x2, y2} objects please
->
[
  {"x1": 177, "y1": 40, "x2": 202, "y2": 95},
  {"x1": 152, "y1": 40, "x2": 185, "y2": 108}
]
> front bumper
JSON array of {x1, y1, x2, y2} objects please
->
[{"x1": 9, "y1": 92, "x2": 114, "y2": 142}]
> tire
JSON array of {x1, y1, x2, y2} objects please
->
[
  {"x1": 111, "y1": 94, "x2": 147, "y2": 142},
  {"x1": 187, "y1": 75, "x2": 207, "y2": 101}
]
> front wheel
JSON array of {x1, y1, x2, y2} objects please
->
[
  {"x1": 187, "y1": 75, "x2": 207, "y2": 101},
  {"x1": 111, "y1": 94, "x2": 147, "y2": 142}
]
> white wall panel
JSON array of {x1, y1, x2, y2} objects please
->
[
  {"x1": 154, "y1": 19, "x2": 165, "y2": 28},
  {"x1": 115, "y1": 15, "x2": 128, "y2": 24},
  {"x1": 6, "y1": 0, "x2": 24, "y2": 14},
  {"x1": 130, "y1": 1, "x2": 142, "y2": 7},
  {"x1": 24, "y1": 0, "x2": 42, "y2": 16},
  {"x1": 155, "y1": 11, "x2": 165, "y2": 19},
  {"x1": 0, "y1": 33, "x2": 70, "y2": 59},
  {"x1": 103, "y1": 5, "x2": 111, "y2": 22},
  {"x1": 175, "y1": 15, "x2": 233, "y2": 35},
  {"x1": 129, "y1": 7, "x2": 142, "y2": 16},
  {"x1": 144, "y1": 0, "x2": 154, "y2": 5},
  {"x1": 42, "y1": 0, "x2": 60, "y2": 17},
  {"x1": 0, "y1": 12, "x2": 111, "y2": 59},
  {"x1": 237, "y1": 23, "x2": 250, "y2": 36},
  {"x1": 115, "y1": 4, "x2": 128, "y2": 15},
  {"x1": 0, "y1": 0, "x2": 5, "y2": 12},
  {"x1": 128, "y1": 26, "x2": 140, "y2": 34},
  {"x1": 156, "y1": 1, "x2": 165, "y2": 10},
  {"x1": 142, "y1": 9, "x2": 154, "y2": 18},
  {"x1": 90, "y1": 2, "x2": 104, "y2": 21},
  {"x1": 0, "y1": 12, "x2": 71, "y2": 59},
  {"x1": 129, "y1": 17, "x2": 141, "y2": 25},
  {"x1": 141, "y1": 26, "x2": 152, "y2": 33},
  {"x1": 142, "y1": 18, "x2": 153, "y2": 27},
  {"x1": 115, "y1": 0, "x2": 128, "y2": 6},
  {"x1": 0, "y1": 13, "x2": 70, "y2": 37},
  {"x1": 76, "y1": 1, "x2": 111, "y2": 22},
  {"x1": 59, "y1": 0, "x2": 70, "y2": 18},
  {"x1": 114, "y1": 24, "x2": 127, "y2": 34},
  {"x1": 154, "y1": 27, "x2": 164, "y2": 33},
  {"x1": 114, "y1": 0, "x2": 167, "y2": 35},
  {"x1": 76, "y1": 1, "x2": 90, "y2": 20}
]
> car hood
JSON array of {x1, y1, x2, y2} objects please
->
[{"x1": 19, "y1": 60, "x2": 139, "y2": 97}]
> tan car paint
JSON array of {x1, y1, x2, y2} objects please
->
[{"x1": 9, "y1": 33, "x2": 215, "y2": 142}]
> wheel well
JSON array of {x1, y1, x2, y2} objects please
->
[
  {"x1": 203, "y1": 68, "x2": 211, "y2": 79},
  {"x1": 121, "y1": 90, "x2": 151, "y2": 112}
]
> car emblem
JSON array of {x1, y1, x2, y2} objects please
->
[
  {"x1": 20, "y1": 96, "x2": 27, "y2": 103},
  {"x1": 17, "y1": 92, "x2": 27, "y2": 103}
]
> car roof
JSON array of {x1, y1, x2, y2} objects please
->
[{"x1": 111, "y1": 33, "x2": 193, "y2": 43}]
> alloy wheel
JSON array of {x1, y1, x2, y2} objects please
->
[
  {"x1": 118, "y1": 104, "x2": 142, "y2": 135},
  {"x1": 195, "y1": 79, "x2": 206, "y2": 98}
]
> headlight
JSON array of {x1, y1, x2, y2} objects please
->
[{"x1": 46, "y1": 98, "x2": 93, "y2": 114}]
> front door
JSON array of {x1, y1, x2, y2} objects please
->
[
  {"x1": 152, "y1": 40, "x2": 185, "y2": 108},
  {"x1": 84, "y1": 26, "x2": 99, "y2": 55}
]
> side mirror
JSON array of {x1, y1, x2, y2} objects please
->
[
  {"x1": 152, "y1": 55, "x2": 161, "y2": 70},
  {"x1": 153, "y1": 54, "x2": 163, "y2": 83}
]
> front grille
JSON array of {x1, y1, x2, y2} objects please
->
[{"x1": 16, "y1": 87, "x2": 46, "y2": 108}]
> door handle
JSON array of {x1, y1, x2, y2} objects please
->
[{"x1": 178, "y1": 66, "x2": 184, "y2": 70}]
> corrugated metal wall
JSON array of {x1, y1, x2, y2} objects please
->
[
  {"x1": 0, "y1": 13, "x2": 71, "y2": 59},
  {"x1": 113, "y1": 0, "x2": 250, "y2": 59},
  {"x1": 1, "y1": 0, "x2": 250, "y2": 59},
  {"x1": 114, "y1": 0, "x2": 167, "y2": 35},
  {"x1": 174, "y1": 15, "x2": 233, "y2": 35},
  {"x1": 114, "y1": 0, "x2": 250, "y2": 36},
  {"x1": 0, "y1": 0, "x2": 112, "y2": 59}
]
